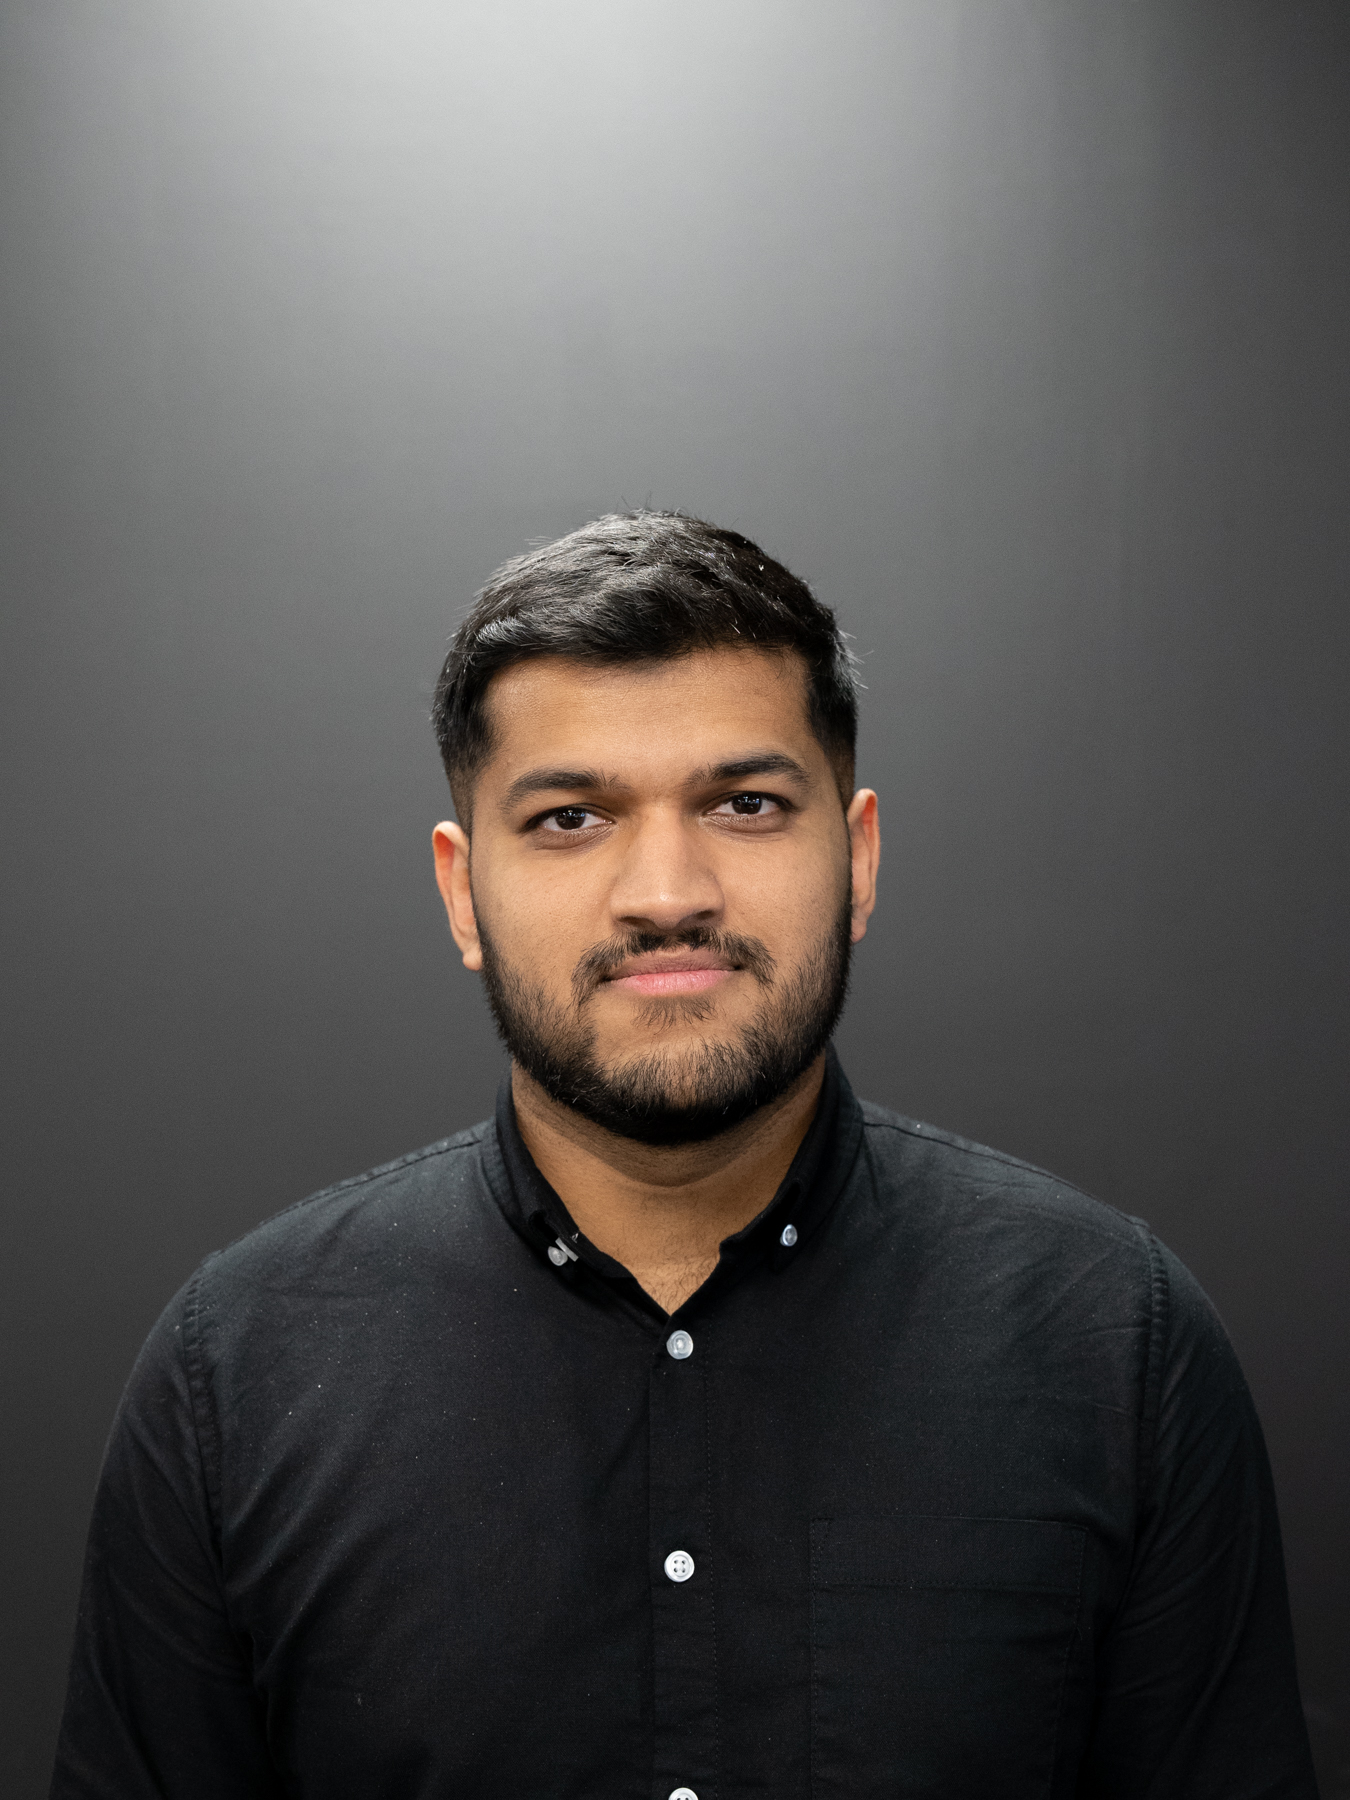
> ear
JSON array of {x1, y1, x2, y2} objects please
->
[
  {"x1": 845, "y1": 788, "x2": 880, "y2": 944},
  {"x1": 432, "y1": 821, "x2": 482, "y2": 971}
]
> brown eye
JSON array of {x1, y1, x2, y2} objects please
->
[
  {"x1": 539, "y1": 807, "x2": 602, "y2": 833},
  {"x1": 710, "y1": 792, "x2": 783, "y2": 821}
]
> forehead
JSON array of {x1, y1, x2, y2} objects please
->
[{"x1": 479, "y1": 647, "x2": 819, "y2": 786}]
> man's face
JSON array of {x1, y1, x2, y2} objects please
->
[{"x1": 434, "y1": 646, "x2": 879, "y2": 1143}]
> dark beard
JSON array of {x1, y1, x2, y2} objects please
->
[{"x1": 476, "y1": 900, "x2": 853, "y2": 1147}]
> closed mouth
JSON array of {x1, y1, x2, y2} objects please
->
[{"x1": 603, "y1": 953, "x2": 738, "y2": 997}]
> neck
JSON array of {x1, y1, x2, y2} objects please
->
[{"x1": 511, "y1": 1054, "x2": 827, "y2": 1315}]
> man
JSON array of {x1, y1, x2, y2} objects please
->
[{"x1": 53, "y1": 512, "x2": 1316, "y2": 1798}]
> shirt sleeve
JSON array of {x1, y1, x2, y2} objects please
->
[
  {"x1": 1078, "y1": 1239, "x2": 1318, "y2": 1799},
  {"x1": 50, "y1": 1274, "x2": 283, "y2": 1799}
]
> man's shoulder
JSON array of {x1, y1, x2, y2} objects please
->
[
  {"x1": 196, "y1": 1118, "x2": 500, "y2": 1300},
  {"x1": 853, "y1": 1096, "x2": 1150, "y2": 1260}
]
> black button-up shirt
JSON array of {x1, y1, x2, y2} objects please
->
[{"x1": 52, "y1": 1053, "x2": 1316, "y2": 1798}]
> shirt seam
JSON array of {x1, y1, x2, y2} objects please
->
[
  {"x1": 702, "y1": 1355, "x2": 722, "y2": 1800},
  {"x1": 181, "y1": 1265, "x2": 226, "y2": 1557},
  {"x1": 1098, "y1": 1223, "x2": 1169, "y2": 1636},
  {"x1": 860, "y1": 1114, "x2": 1148, "y2": 1237},
  {"x1": 1047, "y1": 1526, "x2": 1088, "y2": 1797},
  {"x1": 1135, "y1": 1226, "x2": 1170, "y2": 1509},
  {"x1": 205, "y1": 1125, "x2": 496, "y2": 1261}
]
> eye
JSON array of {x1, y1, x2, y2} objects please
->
[
  {"x1": 538, "y1": 806, "x2": 606, "y2": 833},
  {"x1": 710, "y1": 792, "x2": 782, "y2": 818}
]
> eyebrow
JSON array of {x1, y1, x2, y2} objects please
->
[
  {"x1": 500, "y1": 767, "x2": 627, "y2": 810},
  {"x1": 694, "y1": 752, "x2": 811, "y2": 788}
]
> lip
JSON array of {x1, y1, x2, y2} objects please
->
[{"x1": 604, "y1": 953, "x2": 737, "y2": 997}]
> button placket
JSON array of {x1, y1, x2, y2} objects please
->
[{"x1": 649, "y1": 1331, "x2": 717, "y2": 1800}]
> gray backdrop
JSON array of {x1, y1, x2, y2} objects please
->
[{"x1": 3, "y1": 1, "x2": 1347, "y2": 1791}]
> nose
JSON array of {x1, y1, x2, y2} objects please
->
[{"x1": 607, "y1": 808, "x2": 724, "y2": 935}]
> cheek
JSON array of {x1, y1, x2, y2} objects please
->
[
  {"x1": 474, "y1": 859, "x2": 600, "y2": 980},
  {"x1": 728, "y1": 848, "x2": 846, "y2": 947}
]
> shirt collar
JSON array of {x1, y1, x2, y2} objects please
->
[{"x1": 483, "y1": 1045, "x2": 864, "y2": 1312}]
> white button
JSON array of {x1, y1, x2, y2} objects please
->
[
  {"x1": 664, "y1": 1549, "x2": 695, "y2": 1583},
  {"x1": 547, "y1": 1244, "x2": 568, "y2": 1266},
  {"x1": 779, "y1": 1223, "x2": 798, "y2": 1247},
  {"x1": 669, "y1": 1789, "x2": 699, "y2": 1800},
  {"x1": 666, "y1": 1329, "x2": 694, "y2": 1360}
]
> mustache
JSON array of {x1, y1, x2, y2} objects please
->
[{"x1": 571, "y1": 927, "x2": 777, "y2": 1005}]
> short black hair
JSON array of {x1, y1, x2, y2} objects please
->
[{"x1": 431, "y1": 510, "x2": 859, "y2": 821}]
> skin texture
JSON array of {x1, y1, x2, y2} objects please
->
[{"x1": 433, "y1": 646, "x2": 880, "y2": 1313}]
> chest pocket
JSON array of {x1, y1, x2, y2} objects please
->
[{"x1": 810, "y1": 1514, "x2": 1085, "y2": 1799}]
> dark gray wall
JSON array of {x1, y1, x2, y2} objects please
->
[{"x1": 3, "y1": 1, "x2": 1347, "y2": 1790}]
